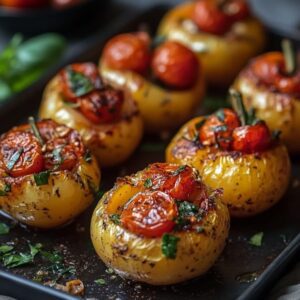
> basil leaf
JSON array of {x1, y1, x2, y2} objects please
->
[
  {"x1": 34, "y1": 171, "x2": 50, "y2": 186},
  {"x1": 144, "y1": 178, "x2": 153, "y2": 188},
  {"x1": 66, "y1": 68, "x2": 94, "y2": 97},
  {"x1": 0, "y1": 223, "x2": 10, "y2": 235},
  {"x1": 172, "y1": 165, "x2": 186, "y2": 176},
  {"x1": 95, "y1": 278, "x2": 106, "y2": 285},
  {"x1": 6, "y1": 148, "x2": 23, "y2": 170},
  {"x1": 110, "y1": 214, "x2": 120, "y2": 225},
  {"x1": 249, "y1": 232, "x2": 264, "y2": 247},
  {"x1": 0, "y1": 245, "x2": 13, "y2": 254},
  {"x1": 162, "y1": 234, "x2": 180, "y2": 259},
  {"x1": 41, "y1": 250, "x2": 63, "y2": 264}
]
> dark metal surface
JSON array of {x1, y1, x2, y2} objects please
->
[{"x1": 0, "y1": 5, "x2": 299, "y2": 300}]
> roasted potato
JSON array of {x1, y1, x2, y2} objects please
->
[
  {"x1": 158, "y1": 0, "x2": 266, "y2": 87},
  {"x1": 0, "y1": 119, "x2": 100, "y2": 229},
  {"x1": 166, "y1": 107, "x2": 291, "y2": 217},
  {"x1": 99, "y1": 34, "x2": 205, "y2": 133},
  {"x1": 91, "y1": 163, "x2": 230, "y2": 285},
  {"x1": 39, "y1": 63, "x2": 143, "y2": 167},
  {"x1": 232, "y1": 50, "x2": 300, "y2": 153}
]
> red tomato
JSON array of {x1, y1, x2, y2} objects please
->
[
  {"x1": 152, "y1": 41, "x2": 199, "y2": 89},
  {"x1": 199, "y1": 108, "x2": 240, "y2": 150},
  {"x1": 232, "y1": 122, "x2": 271, "y2": 153},
  {"x1": 121, "y1": 191, "x2": 177, "y2": 238},
  {"x1": 79, "y1": 89, "x2": 124, "y2": 124},
  {"x1": 1, "y1": 0, "x2": 49, "y2": 8},
  {"x1": 60, "y1": 63, "x2": 103, "y2": 102},
  {"x1": 223, "y1": 0, "x2": 249, "y2": 22},
  {"x1": 102, "y1": 32, "x2": 151, "y2": 74},
  {"x1": 0, "y1": 131, "x2": 44, "y2": 177},
  {"x1": 251, "y1": 52, "x2": 300, "y2": 95}
]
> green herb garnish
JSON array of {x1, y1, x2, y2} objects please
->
[
  {"x1": 110, "y1": 214, "x2": 120, "y2": 225},
  {"x1": 0, "y1": 223, "x2": 10, "y2": 235},
  {"x1": 95, "y1": 278, "x2": 106, "y2": 285},
  {"x1": 6, "y1": 148, "x2": 23, "y2": 170},
  {"x1": 0, "y1": 245, "x2": 13, "y2": 254},
  {"x1": 172, "y1": 165, "x2": 186, "y2": 176},
  {"x1": 52, "y1": 147, "x2": 63, "y2": 167},
  {"x1": 174, "y1": 201, "x2": 201, "y2": 229},
  {"x1": 249, "y1": 232, "x2": 264, "y2": 247},
  {"x1": 162, "y1": 234, "x2": 180, "y2": 259},
  {"x1": 66, "y1": 67, "x2": 94, "y2": 97},
  {"x1": 282, "y1": 39, "x2": 297, "y2": 75},
  {"x1": 215, "y1": 109, "x2": 225, "y2": 122},
  {"x1": 34, "y1": 170, "x2": 50, "y2": 186},
  {"x1": 83, "y1": 150, "x2": 92, "y2": 163},
  {"x1": 0, "y1": 184, "x2": 11, "y2": 196},
  {"x1": 28, "y1": 116, "x2": 44, "y2": 145},
  {"x1": 144, "y1": 178, "x2": 153, "y2": 188},
  {"x1": 195, "y1": 119, "x2": 206, "y2": 130}
]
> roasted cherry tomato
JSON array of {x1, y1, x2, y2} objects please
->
[
  {"x1": 251, "y1": 52, "x2": 300, "y2": 95},
  {"x1": 224, "y1": 0, "x2": 249, "y2": 22},
  {"x1": 232, "y1": 122, "x2": 271, "y2": 153},
  {"x1": 79, "y1": 89, "x2": 124, "y2": 124},
  {"x1": 0, "y1": 131, "x2": 44, "y2": 177},
  {"x1": 120, "y1": 191, "x2": 177, "y2": 238},
  {"x1": 60, "y1": 63, "x2": 103, "y2": 102},
  {"x1": 152, "y1": 41, "x2": 199, "y2": 89},
  {"x1": 102, "y1": 32, "x2": 151, "y2": 74},
  {"x1": 199, "y1": 108, "x2": 240, "y2": 150},
  {"x1": 1, "y1": 0, "x2": 49, "y2": 8}
]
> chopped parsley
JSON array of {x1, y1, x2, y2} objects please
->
[
  {"x1": 249, "y1": 232, "x2": 264, "y2": 247},
  {"x1": 162, "y1": 234, "x2": 180, "y2": 259},
  {"x1": 110, "y1": 214, "x2": 120, "y2": 225},
  {"x1": 144, "y1": 178, "x2": 153, "y2": 188},
  {"x1": 6, "y1": 148, "x2": 23, "y2": 170},
  {"x1": 67, "y1": 68, "x2": 94, "y2": 97},
  {"x1": 52, "y1": 147, "x2": 63, "y2": 166},
  {"x1": 172, "y1": 165, "x2": 186, "y2": 176},
  {"x1": 34, "y1": 170, "x2": 50, "y2": 186},
  {"x1": 0, "y1": 184, "x2": 11, "y2": 196},
  {"x1": 174, "y1": 201, "x2": 202, "y2": 229},
  {"x1": 95, "y1": 278, "x2": 106, "y2": 285},
  {"x1": 215, "y1": 109, "x2": 225, "y2": 122},
  {"x1": 0, "y1": 222, "x2": 10, "y2": 235}
]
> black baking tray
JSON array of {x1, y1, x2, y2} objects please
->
[{"x1": 0, "y1": 5, "x2": 300, "y2": 300}]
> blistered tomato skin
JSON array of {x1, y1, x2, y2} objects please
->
[
  {"x1": 224, "y1": 0, "x2": 250, "y2": 22},
  {"x1": 152, "y1": 41, "x2": 199, "y2": 89},
  {"x1": 102, "y1": 33, "x2": 151, "y2": 74},
  {"x1": 0, "y1": 120, "x2": 100, "y2": 229},
  {"x1": 1, "y1": 0, "x2": 49, "y2": 8},
  {"x1": 166, "y1": 117, "x2": 291, "y2": 217},
  {"x1": 91, "y1": 163, "x2": 230, "y2": 285}
]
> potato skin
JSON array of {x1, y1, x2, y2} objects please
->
[
  {"x1": 158, "y1": 2, "x2": 266, "y2": 87},
  {"x1": 0, "y1": 156, "x2": 100, "y2": 229},
  {"x1": 90, "y1": 172, "x2": 230, "y2": 285},
  {"x1": 166, "y1": 117, "x2": 291, "y2": 217},
  {"x1": 99, "y1": 62, "x2": 205, "y2": 133},
  {"x1": 39, "y1": 76, "x2": 143, "y2": 167},
  {"x1": 233, "y1": 73, "x2": 300, "y2": 153}
]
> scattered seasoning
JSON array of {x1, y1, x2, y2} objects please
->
[
  {"x1": 110, "y1": 214, "x2": 120, "y2": 225},
  {"x1": 95, "y1": 278, "x2": 106, "y2": 286},
  {"x1": 67, "y1": 68, "x2": 94, "y2": 97},
  {"x1": 0, "y1": 223, "x2": 10, "y2": 235},
  {"x1": 6, "y1": 148, "x2": 23, "y2": 170},
  {"x1": 144, "y1": 178, "x2": 153, "y2": 188},
  {"x1": 236, "y1": 271, "x2": 259, "y2": 283},
  {"x1": 83, "y1": 150, "x2": 92, "y2": 163},
  {"x1": 0, "y1": 183, "x2": 11, "y2": 196},
  {"x1": 28, "y1": 116, "x2": 44, "y2": 145},
  {"x1": 34, "y1": 170, "x2": 50, "y2": 186},
  {"x1": 105, "y1": 268, "x2": 114, "y2": 274},
  {"x1": 249, "y1": 232, "x2": 264, "y2": 247},
  {"x1": 174, "y1": 201, "x2": 202, "y2": 229},
  {"x1": 172, "y1": 165, "x2": 186, "y2": 176},
  {"x1": 161, "y1": 234, "x2": 180, "y2": 259}
]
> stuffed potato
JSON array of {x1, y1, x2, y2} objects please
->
[
  {"x1": 166, "y1": 92, "x2": 291, "y2": 217},
  {"x1": 158, "y1": 0, "x2": 266, "y2": 87},
  {"x1": 39, "y1": 63, "x2": 143, "y2": 167},
  {"x1": 0, "y1": 119, "x2": 100, "y2": 229},
  {"x1": 232, "y1": 42, "x2": 300, "y2": 153},
  {"x1": 99, "y1": 32, "x2": 205, "y2": 133},
  {"x1": 91, "y1": 163, "x2": 229, "y2": 285}
]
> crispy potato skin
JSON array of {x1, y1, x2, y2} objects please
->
[
  {"x1": 166, "y1": 117, "x2": 291, "y2": 217},
  {"x1": 91, "y1": 173, "x2": 230, "y2": 285},
  {"x1": 158, "y1": 2, "x2": 266, "y2": 87},
  {"x1": 39, "y1": 76, "x2": 143, "y2": 167},
  {"x1": 99, "y1": 62, "x2": 205, "y2": 133},
  {"x1": 233, "y1": 73, "x2": 300, "y2": 153},
  {"x1": 0, "y1": 156, "x2": 100, "y2": 229}
]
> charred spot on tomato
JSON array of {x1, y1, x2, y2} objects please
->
[
  {"x1": 78, "y1": 88, "x2": 124, "y2": 124},
  {"x1": 60, "y1": 63, "x2": 103, "y2": 102}
]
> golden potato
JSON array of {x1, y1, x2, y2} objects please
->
[
  {"x1": 99, "y1": 62, "x2": 205, "y2": 133},
  {"x1": 0, "y1": 120, "x2": 100, "y2": 229},
  {"x1": 91, "y1": 163, "x2": 230, "y2": 285},
  {"x1": 39, "y1": 67, "x2": 143, "y2": 168},
  {"x1": 166, "y1": 117, "x2": 291, "y2": 217},
  {"x1": 158, "y1": 2, "x2": 266, "y2": 87},
  {"x1": 233, "y1": 69, "x2": 300, "y2": 153}
]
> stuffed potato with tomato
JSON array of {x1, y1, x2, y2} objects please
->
[
  {"x1": 166, "y1": 92, "x2": 291, "y2": 217},
  {"x1": 91, "y1": 163, "x2": 229, "y2": 285},
  {"x1": 99, "y1": 32, "x2": 205, "y2": 133},
  {"x1": 0, "y1": 119, "x2": 100, "y2": 229},
  {"x1": 158, "y1": 0, "x2": 266, "y2": 87},
  {"x1": 39, "y1": 63, "x2": 143, "y2": 167},
  {"x1": 232, "y1": 43, "x2": 300, "y2": 153}
]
